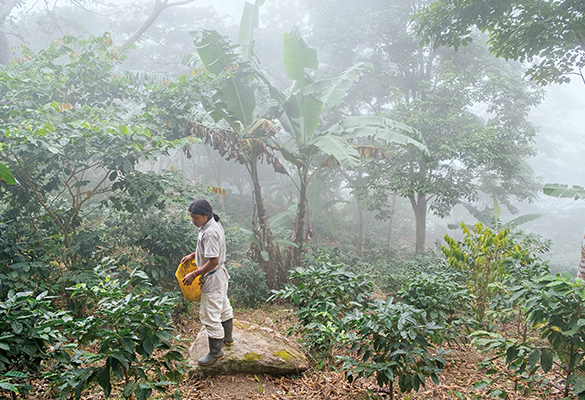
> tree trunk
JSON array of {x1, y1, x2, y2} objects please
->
[
  {"x1": 0, "y1": 29, "x2": 10, "y2": 64},
  {"x1": 410, "y1": 192, "x2": 428, "y2": 255},
  {"x1": 0, "y1": 0, "x2": 21, "y2": 63},
  {"x1": 249, "y1": 160, "x2": 283, "y2": 290},
  {"x1": 357, "y1": 205, "x2": 365, "y2": 258},
  {"x1": 387, "y1": 194, "x2": 397, "y2": 248},
  {"x1": 287, "y1": 173, "x2": 309, "y2": 273},
  {"x1": 578, "y1": 229, "x2": 585, "y2": 280}
]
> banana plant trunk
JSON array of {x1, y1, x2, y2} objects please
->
[
  {"x1": 287, "y1": 171, "x2": 309, "y2": 273},
  {"x1": 249, "y1": 160, "x2": 284, "y2": 290}
]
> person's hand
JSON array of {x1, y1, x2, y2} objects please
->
[
  {"x1": 181, "y1": 253, "x2": 194, "y2": 264},
  {"x1": 182, "y1": 272, "x2": 196, "y2": 286}
]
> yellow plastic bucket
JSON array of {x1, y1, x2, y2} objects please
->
[{"x1": 175, "y1": 259, "x2": 201, "y2": 302}]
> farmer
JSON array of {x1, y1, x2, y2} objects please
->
[{"x1": 181, "y1": 198, "x2": 234, "y2": 365}]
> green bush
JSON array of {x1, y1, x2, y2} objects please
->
[
  {"x1": 0, "y1": 290, "x2": 70, "y2": 377},
  {"x1": 365, "y1": 249, "x2": 449, "y2": 295},
  {"x1": 340, "y1": 298, "x2": 446, "y2": 400},
  {"x1": 228, "y1": 261, "x2": 271, "y2": 309},
  {"x1": 45, "y1": 260, "x2": 187, "y2": 400},
  {"x1": 398, "y1": 272, "x2": 474, "y2": 343},
  {"x1": 471, "y1": 272, "x2": 585, "y2": 399},
  {"x1": 270, "y1": 254, "x2": 374, "y2": 360},
  {"x1": 0, "y1": 214, "x2": 55, "y2": 298}
]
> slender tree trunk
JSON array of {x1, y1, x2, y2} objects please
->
[
  {"x1": 410, "y1": 192, "x2": 428, "y2": 255},
  {"x1": 0, "y1": 29, "x2": 10, "y2": 64},
  {"x1": 249, "y1": 160, "x2": 283, "y2": 290},
  {"x1": 357, "y1": 205, "x2": 365, "y2": 258},
  {"x1": 0, "y1": 0, "x2": 22, "y2": 64},
  {"x1": 387, "y1": 194, "x2": 397, "y2": 248},
  {"x1": 288, "y1": 173, "x2": 309, "y2": 273},
  {"x1": 578, "y1": 229, "x2": 585, "y2": 280}
]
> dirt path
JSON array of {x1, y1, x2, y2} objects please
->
[{"x1": 174, "y1": 306, "x2": 568, "y2": 400}]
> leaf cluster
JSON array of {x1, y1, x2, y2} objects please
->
[
  {"x1": 228, "y1": 261, "x2": 271, "y2": 309},
  {"x1": 341, "y1": 298, "x2": 446, "y2": 396},
  {"x1": 45, "y1": 262, "x2": 186, "y2": 400},
  {"x1": 269, "y1": 252, "x2": 373, "y2": 358}
]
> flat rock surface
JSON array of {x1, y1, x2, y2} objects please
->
[{"x1": 188, "y1": 319, "x2": 309, "y2": 378}]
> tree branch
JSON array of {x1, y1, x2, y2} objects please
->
[
  {"x1": 0, "y1": 0, "x2": 23, "y2": 20},
  {"x1": 122, "y1": 0, "x2": 197, "y2": 48}
]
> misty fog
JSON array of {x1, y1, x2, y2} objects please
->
[{"x1": 3, "y1": 0, "x2": 584, "y2": 275}]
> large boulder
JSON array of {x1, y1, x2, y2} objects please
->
[{"x1": 187, "y1": 320, "x2": 309, "y2": 378}]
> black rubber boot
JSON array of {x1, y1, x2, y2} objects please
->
[
  {"x1": 198, "y1": 338, "x2": 225, "y2": 366},
  {"x1": 222, "y1": 318, "x2": 234, "y2": 346}
]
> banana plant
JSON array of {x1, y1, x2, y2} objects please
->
[
  {"x1": 260, "y1": 28, "x2": 429, "y2": 270},
  {"x1": 543, "y1": 183, "x2": 585, "y2": 279},
  {"x1": 185, "y1": 0, "x2": 288, "y2": 288},
  {"x1": 188, "y1": 1, "x2": 429, "y2": 284},
  {"x1": 448, "y1": 197, "x2": 544, "y2": 231}
]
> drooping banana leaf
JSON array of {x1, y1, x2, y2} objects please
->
[
  {"x1": 543, "y1": 184, "x2": 585, "y2": 200},
  {"x1": 302, "y1": 62, "x2": 373, "y2": 109},
  {"x1": 308, "y1": 134, "x2": 361, "y2": 169},
  {"x1": 504, "y1": 213, "x2": 544, "y2": 229},
  {"x1": 328, "y1": 116, "x2": 430, "y2": 157}
]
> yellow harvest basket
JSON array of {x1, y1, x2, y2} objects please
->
[{"x1": 175, "y1": 259, "x2": 202, "y2": 302}]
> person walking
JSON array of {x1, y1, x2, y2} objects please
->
[{"x1": 181, "y1": 198, "x2": 234, "y2": 365}]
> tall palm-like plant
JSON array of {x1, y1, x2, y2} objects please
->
[
  {"x1": 188, "y1": 0, "x2": 429, "y2": 286},
  {"x1": 185, "y1": 0, "x2": 287, "y2": 288},
  {"x1": 262, "y1": 28, "x2": 429, "y2": 270}
]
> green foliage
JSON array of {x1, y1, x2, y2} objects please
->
[
  {"x1": 0, "y1": 162, "x2": 15, "y2": 185},
  {"x1": 442, "y1": 223, "x2": 513, "y2": 322},
  {"x1": 46, "y1": 261, "x2": 186, "y2": 400},
  {"x1": 398, "y1": 273, "x2": 474, "y2": 343},
  {"x1": 0, "y1": 213, "x2": 55, "y2": 298},
  {"x1": 228, "y1": 261, "x2": 271, "y2": 309},
  {"x1": 0, "y1": 34, "x2": 194, "y2": 256},
  {"x1": 104, "y1": 176, "x2": 211, "y2": 288},
  {"x1": 470, "y1": 331, "x2": 552, "y2": 398},
  {"x1": 416, "y1": 0, "x2": 585, "y2": 85},
  {"x1": 487, "y1": 254, "x2": 550, "y2": 341},
  {"x1": 340, "y1": 298, "x2": 446, "y2": 399},
  {"x1": 470, "y1": 272, "x2": 585, "y2": 399},
  {"x1": 0, "y1": 371, "x2": 28, "y2": 395},
  {"x1": 365, "y1": 249, "x2": 449, "y2": 295},
  {"x1": 0, "y1": 290, "x2": 70, "y2": 376},
  {"x1": 269, "y1": 252, "x2": 373, "y2": 359}
]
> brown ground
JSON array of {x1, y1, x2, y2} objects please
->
[
  {"x1": 3, "y1": 305, "x2": 570, "y2": 400},
  {"x1": 173, "y1": 306, "x2": 569, "y2": 400}
]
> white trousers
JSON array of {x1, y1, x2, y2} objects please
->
[{"x1": 199, "y1": 282, "x2": 233, "y2": 339}]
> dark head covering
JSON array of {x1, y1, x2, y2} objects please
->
[{"x1": 188, "y1": 199, "x2": 220, "y2": 222}]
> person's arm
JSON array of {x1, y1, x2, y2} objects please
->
[{"x1": 182, "y1": 257, "x2": 219, "y2": 285}]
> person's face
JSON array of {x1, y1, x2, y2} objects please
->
[{"x1": 190, "y1": 212, "x2": 207, "y2": 228}]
